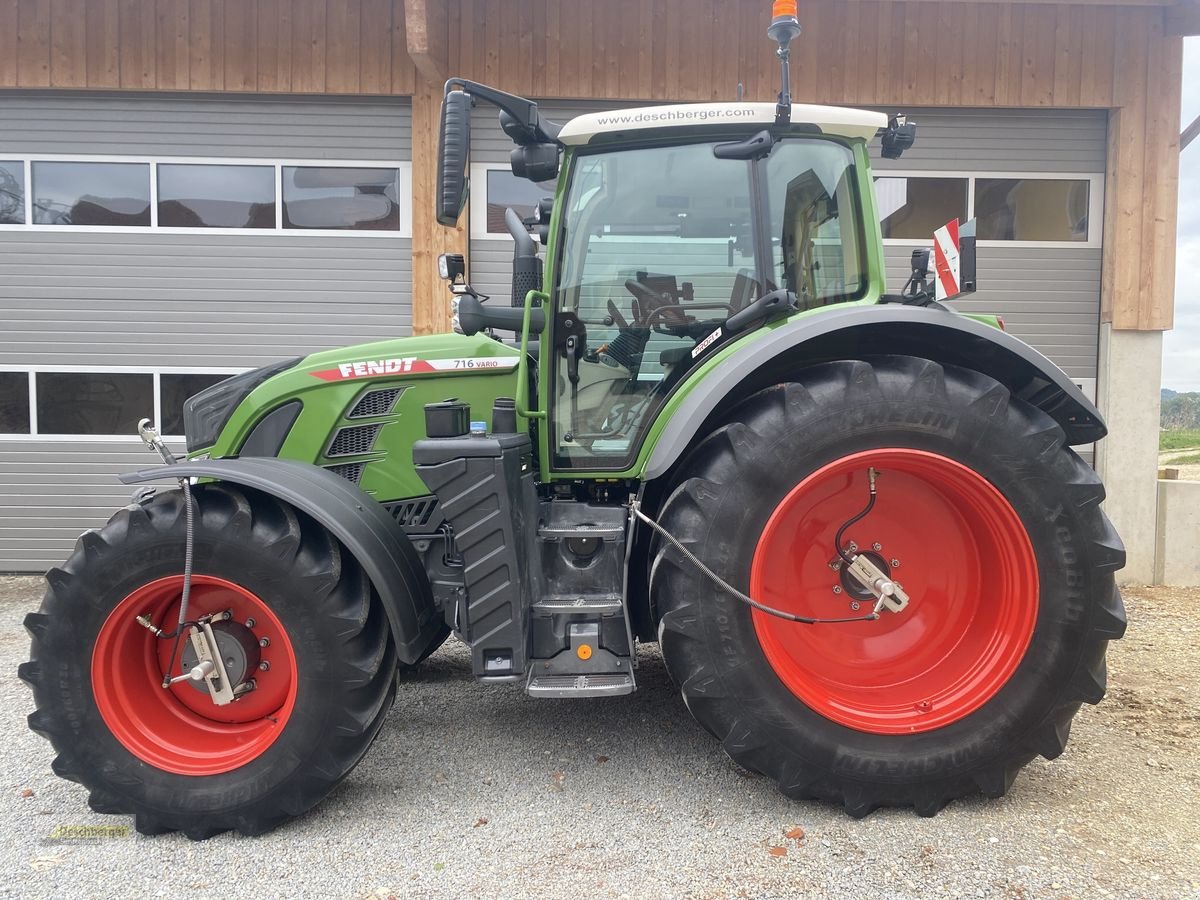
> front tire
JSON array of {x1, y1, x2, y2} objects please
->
[
  {"x1": 651, "y1": 357, "x2": 1126, "y2": 817},
  {"x1": 20, "y1": 483, "x2": 396, "y2": 838}
]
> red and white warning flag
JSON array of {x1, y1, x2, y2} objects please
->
[{"x1": 933, "y1": 218, "x2": 961, "y2": 301}]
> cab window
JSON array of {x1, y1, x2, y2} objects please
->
[{"x1": 551, "y1": 138, "x2": 863, "y2": 469}]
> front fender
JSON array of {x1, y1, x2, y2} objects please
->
[
  {"x1": 642, "y1": 304, "x2": 1104, "y2": 481},
  {"x1": 119, "y1": 458, "x2": 442, "y2": 666}
]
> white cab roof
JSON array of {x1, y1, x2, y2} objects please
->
[{"x1": 556, "y1": 102, "x2": 888, "y2": 145}]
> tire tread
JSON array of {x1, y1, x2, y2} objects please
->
[{"x1": 21, "y1": 484, "x2": 396, "y2": 839}]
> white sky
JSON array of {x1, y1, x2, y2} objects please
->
[{"x1": 1164, "y1": 37, "x2": 1200, "y2": 390}]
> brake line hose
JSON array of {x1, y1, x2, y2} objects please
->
[
  {"x1": 133, "y1": 420, "x2": 198, "y2": 686},
  {"x1": 631, "y1": 502, "x2": 880, "y2": 625},
  {"x1": 161, "y1": 478, "x2": 196, "y2": 687},
  {"x1": 835, "y1": 467, "x2": 878, "y2": 566}
]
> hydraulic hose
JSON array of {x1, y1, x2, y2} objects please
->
[{"x1": 632, "y1": 503, "x2": 879, "y2": 625}]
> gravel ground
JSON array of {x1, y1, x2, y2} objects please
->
[
  {"x1": 1, "y1": 574, "x2": 1198, "y2": 899},
  {"x1": 1157, "y1": 449, "x2": 1200, "y2": 480}
]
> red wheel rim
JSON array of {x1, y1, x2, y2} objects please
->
[
  {"x1": 91, "y1": 575, "x2": 297, "y2": 775},
  {"x1": 750, "y1": 449, "x2": 1038, "y2": 734}
]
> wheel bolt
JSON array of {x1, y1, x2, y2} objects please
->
[
  {"x1": 832, "y1": 585, "x2": 843, "y2": 595},
  {"x1": 872, "y1": 542, "x2": 882, "y2": 552},
  {"x1": 259, "y1": 636, "x2": 270, "y2": 648},
  {"x1": 850, "y1": 601, "x2": 861, "y2": 611},
  {"x1": 891, "y1": 559, "x2": 901, "y2": 568},
  {"x1": 259, "y1": 660, "x2": 270, "y2": 672},
  {"x1": 245, "y1": 617, "x2": 256, "y2": 628}
]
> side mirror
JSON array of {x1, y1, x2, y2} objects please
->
[{"x1": 436, "y1": 90, "x2": 472, "y2": 226}]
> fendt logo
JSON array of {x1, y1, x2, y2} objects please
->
[
  {"x1": 310, "y1": 356, "x2": 519, "y2": 381},
  {"x1": 338, "y1": 358, "x2": 417, "y2": 378},
  {"x1": 310, "y1": 357, "x2": 420, "y2": 381}
]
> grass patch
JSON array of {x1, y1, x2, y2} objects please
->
[
  {"x1": 1163, "y1": 452, "x2": 1200, "y2": 467},
  {"x1": 1159, "y1": 429, "x2": 1200, "y2": 451}
]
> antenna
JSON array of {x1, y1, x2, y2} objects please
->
[{"x1": 767, "y1": 1, "x2": 802, "y2": 125}]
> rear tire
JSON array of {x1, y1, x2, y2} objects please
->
[
  {"x1": 20, "y1": 483, "x2": 396, "y2": 838},
  {"x1": 651, "y1": 357, "x2": 1126, "y2": 817}
]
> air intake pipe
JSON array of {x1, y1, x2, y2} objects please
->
[{"x1": 505, "y1": 207, "x2": 543, "y2": 308}]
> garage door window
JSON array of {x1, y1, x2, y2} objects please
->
[
  {"x1": 283, "y1": 166, "x2": 400, "y2": 230},
  {"x1": 975, "y1": 178, "x2": 1090, "y2": 242},
  {"x1": 876, "y1": 172, "x2": 1101, "y2": 247},
  {"x1": 32, "y1": 162, "x2": 151, "y2": 226},
  {"x1": 158, "y1": 164, "x2": 276, "y2": 228},
  {"x1": 0, "y1": 372, "x2": 30, "y2": 433},
  {"x1": 160, "y1": 373, "x2": 230, "y2": 435},
  {"x1": 484, "y1": 170, "x2": 557, "y2": 234},
  {"x1": 36, "y1": 373, "x2": 154, "y2": 435},
  {"x1": 1, "y1": 369, "x2": 245, "y2": 437},
  {"x1": 0, "y1": 158, "x2": 411, "y2": 236},
  {"x1": 0, "y1": 161, "x2": 24, "y2": 224},
  {"x1": 875, "y1": 176, "x2": 968, "y2": 240}
]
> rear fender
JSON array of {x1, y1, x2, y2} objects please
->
[
  {"x1": 119, "y1": 457, "x2": 442, "y2": 666},
  {"x1": 643, "y1": 304, "x2": 1104, "y2": 481}
]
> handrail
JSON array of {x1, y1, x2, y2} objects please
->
[{"x1": 517, "y1": 290, "x2": 548, "y2": 420}]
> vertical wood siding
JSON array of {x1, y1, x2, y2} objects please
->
[
  {"x1": 2, "y1": 0, "x2": 419, "y2": 94},
  {"x1": 0, "y1": 0, "x2": 1184, "y2": 333}
]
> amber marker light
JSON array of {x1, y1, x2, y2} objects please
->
[{"x1": 771, "y1": 0, "x2": 798, "y2": 20}]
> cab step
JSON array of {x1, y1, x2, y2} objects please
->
[
  {"x1": 527, "y1": 673, "x2": 635, "y2": 698},
  {"x1": 531, "y1": 597, "x2": 623, "y2": 615}
]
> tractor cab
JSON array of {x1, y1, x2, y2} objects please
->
[
  {"x1": 434, "y1": 85, "x2": 917, "y2": 474},
  {"x1": 547, "y1": 108, "x2": 884, "y2": 469}
]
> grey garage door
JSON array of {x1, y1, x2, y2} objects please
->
[
  {"x1": 0, "y1": 91, "x2": 412, "y2": 572},
  {"x1": 872, "y1": 107, "x2": 1106, "y2": 389},
  {"x1": 470, "y1": 101, "x2": 1105, "y2": 394}
]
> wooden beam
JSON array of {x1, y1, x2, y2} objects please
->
[
  {"x1": 1101, "y1": 9, "x2": 1183, "y2": 331},
  {"x1": 1165, "y1": 0, "x2": 1200, "y2": 35},
  {"x1": 403, "y1": 0, "x2": 446, "y2": 84},
  {"x1": 409, "y1": 78, "x2": 467, "y2": 335}
]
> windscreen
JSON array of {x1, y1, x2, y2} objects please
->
[{"x1": 551, "y1": 137, "x2": 865, "y2": 469}]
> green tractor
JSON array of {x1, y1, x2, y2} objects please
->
[{"x1": 22, "y1": 5, "x2": 1125, "y2": 839}]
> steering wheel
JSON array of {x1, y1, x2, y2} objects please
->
[{"x1": 623, "y1": 279, "x2": 690, "y2": 333}]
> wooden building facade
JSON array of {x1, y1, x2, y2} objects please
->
[{"x1": 0, "y1": 0, "x2": 1193, "y2": 578}]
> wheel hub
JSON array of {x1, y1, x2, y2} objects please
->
[
  {"x1": 180, "y1": 619, "x2": 261, "y2": 695},
  {"x1": 837, "y1": 551, "x2": 893, "y2": 601}
]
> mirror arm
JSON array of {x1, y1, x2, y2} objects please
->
[
  {"x1": 455, "y1": 294, "x2": 545, "y2": 336},
  {"x1": 443, "y1": 78, "x2": 562, "y2": 144}
]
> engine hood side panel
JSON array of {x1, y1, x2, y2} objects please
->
[{"x1": 200, "y1": 333, "x2": 523, "y2": 503}]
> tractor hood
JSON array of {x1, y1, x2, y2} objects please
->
[{"x1": 186, "y1": 332, "x2": 522, "y2": 502}]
